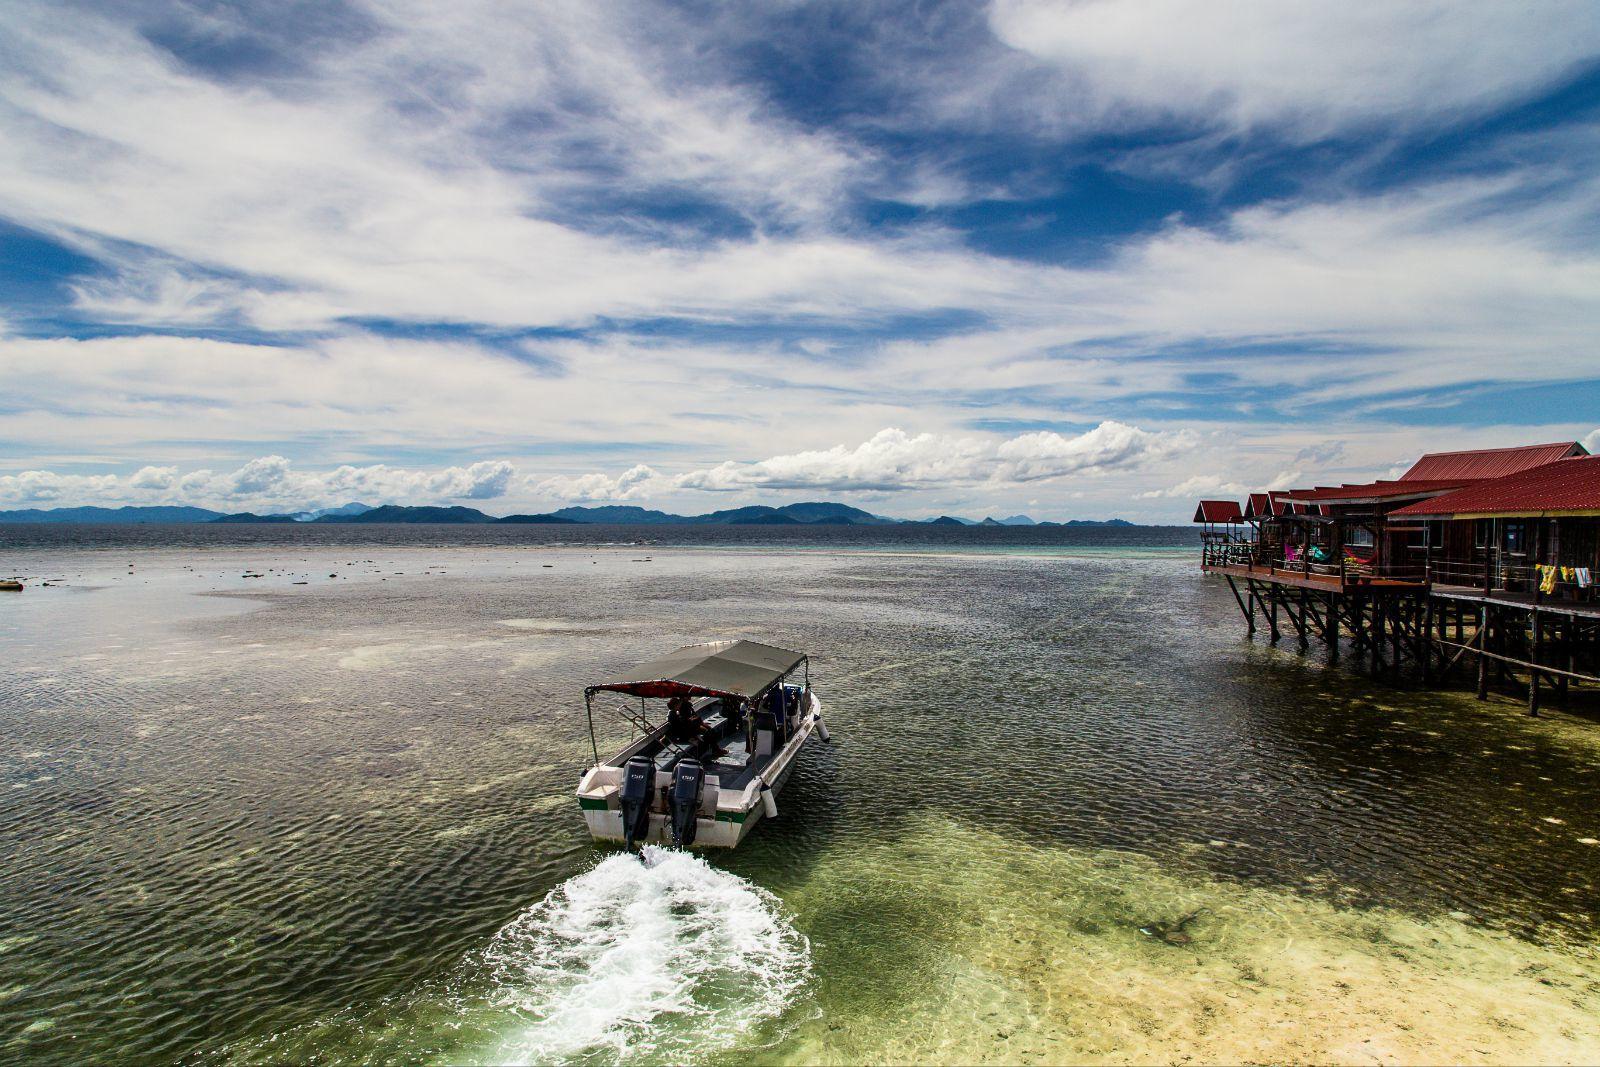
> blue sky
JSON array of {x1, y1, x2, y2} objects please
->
[{"x1": 2, "y1": 0, "x2": 1599, "y2": 520}]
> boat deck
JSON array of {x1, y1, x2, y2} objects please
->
[{"x1": 618, "y1": 711, "x2": 779, "y2": 792}]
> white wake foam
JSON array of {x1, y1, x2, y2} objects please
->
[{"x1": 476, "y1": 846, "x2": 810, "y2": 1064}]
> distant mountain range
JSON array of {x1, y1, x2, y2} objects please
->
[
  {"x1": 294, "y1": 501, "x2": 373, "y2": 521},
  {"x1": 0, "y1": 500, "x2": 1142, "y2": 526}
]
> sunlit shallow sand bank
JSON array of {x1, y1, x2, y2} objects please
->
[{"x1": 766, "y1": 818, "x2": 1600, "y2": 1066}]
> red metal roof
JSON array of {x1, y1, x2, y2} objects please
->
[
  {"x1": 1390, "y1": 456, "x2": 1600, "y2": 518},
  {"x1": 1267, "y1": 490, "x2": 1297, "y2": 516},
  {"x1": 1285, "y1": 479, "x2": 1475, "y2": 504},
  {"x1": 1400, "y1": 441, "x2": 1584, "y2": 481},
  {"x1": 1193, "y1": 499, "x2": 1243, "y2": 523},
  {"x1": 1243, "y1": 492, "x2": 1271, "y2": 519}
]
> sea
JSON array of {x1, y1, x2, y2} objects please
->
[{"x1": 2, "y1": 522, "x2": 1598, "y2": 1064}]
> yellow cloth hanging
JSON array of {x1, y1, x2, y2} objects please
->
[
  {"x1": 1538, "y1": 565, "x2": 1557, "y2": 594},
  {"x1": 1561, "y1": 566, "x2": 1575, "y2": 582}
]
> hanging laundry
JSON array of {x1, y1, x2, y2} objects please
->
[
  {"x1": 1538, "y1": 565, "x2": 1557, "y2": 594},
  {"x1": 1577, "y1": 567, "x2": 1593, "y2": 589}
]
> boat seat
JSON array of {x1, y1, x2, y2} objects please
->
[{"x1": 653, "y1": 743, "x2": 691, "y2": 772}]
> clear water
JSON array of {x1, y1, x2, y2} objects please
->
[{"x1": 2, "y1": 527, "x2": 1598, "y2": 1063}]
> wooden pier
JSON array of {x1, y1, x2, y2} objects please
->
[
  {"x1": 1210, "y1": 561, "x2": 1600, "y2": 713},
  {"x1": 1195, "y1": 441, "x2": 1600, "y2": 714}
]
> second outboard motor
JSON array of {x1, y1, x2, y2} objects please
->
[
  {"x1": 669, "y1": 759, "x2": 706, "y2": 847},
  {"x1": 620, "y1": 755, "x2": 655, "y2": 853}
]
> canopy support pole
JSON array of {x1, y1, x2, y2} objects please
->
[{"x1": 585, "y1": 690, "x2": 600, "y2": 766}]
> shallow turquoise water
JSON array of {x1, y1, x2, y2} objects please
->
[{"x1": 2, "y1": 540, "x2": 1598, "y2": 1063}]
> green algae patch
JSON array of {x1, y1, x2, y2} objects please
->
[{"x1": 759, "y1": 817, "x2": 1600, "y2": 1066}]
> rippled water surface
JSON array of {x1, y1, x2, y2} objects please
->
[{"x1": 2, "y1": 530, "x2": 1599, "y2": 1063}]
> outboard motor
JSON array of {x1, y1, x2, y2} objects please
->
[
  {"x1": 620, "y1": 755, "x2": 655, "y2": 853},
  {"x1": 669, "y1": 759, "x2": 706, "y2": 847}
]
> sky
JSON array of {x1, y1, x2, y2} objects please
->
[{"x1": 2, "y1": 0, "x2": 1599, "y2": 521}]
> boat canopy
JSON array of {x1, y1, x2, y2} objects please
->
[{"x1": 587, "y1": 639, "x2": 805, "y2": 701}]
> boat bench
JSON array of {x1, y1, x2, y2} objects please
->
[{"x1": 652, "y1": 712, "x2": 731, "y2": 772}]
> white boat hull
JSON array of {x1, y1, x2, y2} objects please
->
[{"x1": 576, "y1": 693, "x2": 823, "y2": 849}]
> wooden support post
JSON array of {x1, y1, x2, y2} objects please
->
[
  {"x1": 1421, "y1": 598, "x2": 1435, "y2": 682},
  {"x1": 1476, "y1": 605, "x2": 1490, "y2": 699},
  {"x1": 1561, "y1": 618, "x2": 1572, "y2": 704},
  {"x1": 1390, "y1": 598, "x2": 1402, "y2": 674},
  {"x1": 1268, "y1": 583, "x2": 1281, "y2": 643},
  {"x1": 1529, "y1": 610, "x2": 1543, "y2": 717}
]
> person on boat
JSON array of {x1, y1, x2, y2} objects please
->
[
  {"x1": 666, "y1": 694, "x2": 700, "y2": 740},
  {"x1": 666, "y1": 694, "x2": 729, "y2": 758}
]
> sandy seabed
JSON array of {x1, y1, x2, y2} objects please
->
[{"x1": 765, "y1": 818, "x2": 1600, "y2": 1067}]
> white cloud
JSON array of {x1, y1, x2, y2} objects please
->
[
  {"x1": 0, "y1": 422, "x2": 1184, "y2": 511},
  {"x1": 534, "y1": 464, "x2": 663, "y2": 503},
  {"x1": 1140, "y1": 475, "x2": 1250, "y2": 500},
  {"x1": 1140, "y1": 467, "x2": 1301, "y2": 500},
  {"x1": 429, "y1": 460, "x2": 515, "y2": 500},
  {"x1": 127, "y1": 465, "x2": 177, "y2": 490},
  {"x1": 0, "y1": 455, "x2": 522, "y2": 511},
  {"x1": 987, "y1": 1, "x2": 1600, "y2": 138},
  {"x1": 0, "y1": 2, "x2": 1597, "y2": 525},
  {"x1": 0, "y1": 470, "x2": 119, "y2": 504},
  {"x1": 673, "y1": 422, "x2": 1185, "y2": 493},
  {"x1": 1585, "y1": 429, "x2": 1600, "y2": 455},
  {"x1": 0, "y1": 1, "x2": 1005, "y2": 334}
]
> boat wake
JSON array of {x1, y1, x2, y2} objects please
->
[{"x1": 475, "y1": 846, "x2": 810, "y2": 1064}]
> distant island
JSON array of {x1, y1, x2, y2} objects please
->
[{"x1": 0, "y1": 500, "x2": 1144, "y2": 527}]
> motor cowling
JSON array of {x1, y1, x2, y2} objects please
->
[
  {"x1": 620, "y1": 755, "x2": 655, "y2": 852},
  {"x1": 669, "y1": 759, "x2": 706, "y2": 847}
]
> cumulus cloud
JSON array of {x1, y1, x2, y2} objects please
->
[
  {"x1": 673, "y1": 422, "x2": 1186, "y2": 493},
  {"x1": 1140, "y1": 467, "x2": 1302, "y2": 500},
  {"x1": 1585, "y1": 429, "x2": 1600, "y2": 455},
  {"x1": 0, "y1": 470, "x2": 120, "y2": 504},
  {"x1": 0, "y1": 423, "x2": 1185, "y2": 510},
  {"x1": 127, "y1": 465, "x2": 177, "y2": 490},
  {"x1": 1139, "y1": 476, "x2": 1251, "y2": 501},
  {"x1": 534, "y1": 464, "x2": 663, "y2": 503},
  {"x1": 0, "y1": 455, "x2": 521, "y2": 511}
]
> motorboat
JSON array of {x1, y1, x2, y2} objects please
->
[{"x1": 574, "y1": 639, "x2": 828, "y2": 850}]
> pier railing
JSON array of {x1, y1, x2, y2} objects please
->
[
  {"x1": 1427, "y1": 557, "x2": 1596, "y2": 605},
  {"x1": 1201, "y1": 540, "x2": 1428, "y2": 586}
]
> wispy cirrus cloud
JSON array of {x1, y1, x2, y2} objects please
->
[{"x1": 985, "y1": 0, "x2": 1600, "y2": 138}]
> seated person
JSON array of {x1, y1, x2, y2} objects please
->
[
  {"x1": 666, "y1": 694, "x2": 699, "y2": 740},
  {"x1": 667, "y1": 694, "x2": 728, "y2": 758}
]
